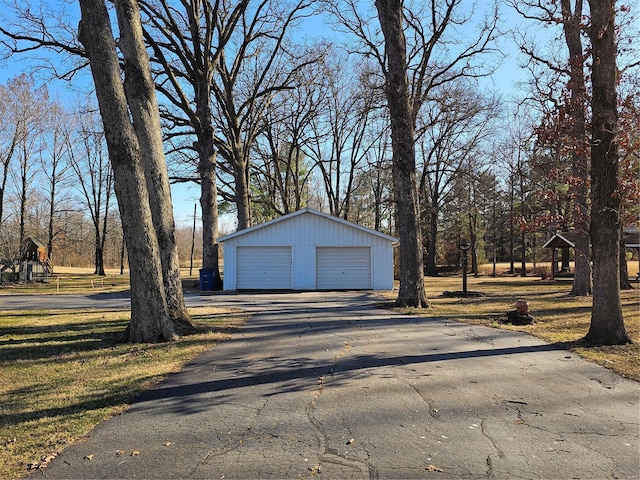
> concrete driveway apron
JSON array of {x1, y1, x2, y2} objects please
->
[{"x1": 34, "y1": 291, "x2": 639, "y2": 479}]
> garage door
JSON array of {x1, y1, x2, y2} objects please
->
[
  {"x1": 316, "y1": 247, "x2": 371, "y2": 290},
  {"x1": 237, "y1": 246, "x2": 292, "y2": 289}
]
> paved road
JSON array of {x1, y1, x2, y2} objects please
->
[
  {"x1": 0, "y1": 291, "x2": 225, "y2": 311},
  {"x1": 17, "y1": 291, "x2": 640, "y2": 479}
]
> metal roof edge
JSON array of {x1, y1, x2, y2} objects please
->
[
  {"x1": 542, "y1": 232, "x2": 576, "y2": 249},
  {"x1": 217, "y1": 207, "x2": 399, "y2": 244}
]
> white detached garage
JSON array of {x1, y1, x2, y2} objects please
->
[{"x1": 217, "y1": 208, "x2": 398, "y2": 291}]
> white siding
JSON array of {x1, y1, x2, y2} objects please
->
[
  {"x1": 316, "y1": 247, "x2": 371, "y2": 289},
  {"x1": 220, "y1": 210, "x2": 396, "y2": 291},
  {"x1": 236, "y1": 246, "x2": 292, "y2": 289},
  {"x1": 370, "y1": 244, "x2": 394, "y2": 290}
]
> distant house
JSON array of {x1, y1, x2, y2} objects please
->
[{"x1": 217, "y1": 208, "x2": 398, "y2": 291}]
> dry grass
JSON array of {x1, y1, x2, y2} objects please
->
[
  {"x1": 0, "y1": 306, "x2": 247, "y2": 480},
  {"x1": 0, "y1": 269, "x2": 205, "y2": 295},
  {"x1": 1, "y1": 264, "x2": 638, "y2": 479},
  {"x1": 382, "y1": 272, "x2": 640, "y2": 382}
]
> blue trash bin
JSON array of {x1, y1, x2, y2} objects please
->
[{"x1": 199, "y1": 269, "x2": 215, "y2": 291}]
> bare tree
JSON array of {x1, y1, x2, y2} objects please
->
[
  {"x1": 0, "y1": 75, "x2": 46, "y2": 244},
  {"x1": 306, "y1": 54, "x2": 382, "y2": 221},
  {"x1": 362, "y1": 112, "x2": 393, "y2": 233},
  {"x1": 510, "y1": 0, "x2": 591, "y2": 295},
  {"x1": 40, "y1": 101, "x2": 74, "y2": 266},
  {"x1": 327, "y1": 0, "x2": 499, "y2": 306},
  {"x1": 11, "y1": 88, "x2": 46, "y2": 251},
  {"x1": 250, "y1": 53, "x2": 324, "y2": 220},
  {"x1": 78, "y1": 0, "x2": 191, "y2": 342},
  {"x1": 374, "y1": 0, "x2": 427, "y2": 306},
  {"x1": 211, "y1": 0, "x2": 314, "y2": 230},
  {"x1": 68, "y1": 112, "x2": 113, "y2": 275},
  {"x1": 584, "y1": 0, "x2": 631, "y2": 345},
  {"x1": 138, "y1": 0, "x2": 252, "y2": 290},
  {"x1": 419, "y1": 82, "x2": 498, "y2": 276},
  {"x1": 1, "y1": 0, "x2": 192, "y2": 340}
]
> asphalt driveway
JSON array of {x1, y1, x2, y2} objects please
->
[{"x1": 25, "y1": 291, "x2": 640, "y2": 479}]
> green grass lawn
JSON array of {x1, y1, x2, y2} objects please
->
[{"x1": 0, "y1": 306, "x2": 247, "y2": 480}]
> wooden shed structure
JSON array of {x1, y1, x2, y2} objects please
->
[
  {"x1": 217, "y1": 208, "x2": 398, "y2": 291},
  {"x1": 543, "y1": 228, "x2": 640, "y2": 280},
  {"x1": 21, "y1": 237, "x2": 48, "y2": 262},
  {"x1": 542, "y1": 231, "x2": 579, "y2": 279},
  {"x1": 18, "y1": 237, "x2": 51, "y2": 282}
]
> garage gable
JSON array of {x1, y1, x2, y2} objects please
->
[
  {"x1": 218, "y1": 208, "x2": 398, "y2": 291},
  {"x1": 218, "y1": 208, "x2": 398, "y2": 246}
]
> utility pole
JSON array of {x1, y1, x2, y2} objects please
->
[{"x1": 189, "y1": 203, "x2": 196, "y2": 276}]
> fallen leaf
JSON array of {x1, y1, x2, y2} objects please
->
[
  {"x1": 426, "y1": 464, "x2": 443, "y2": 472},
  {"x1": 163, "y1": 441, "x2": 172, "y2": 446},
  {"x1": 84, "y1": 454, "x2": 94, "y2": 460}
]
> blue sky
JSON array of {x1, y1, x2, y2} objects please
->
[{"x1": 0, "y1": 1, "x2": 548, "y2": 229}]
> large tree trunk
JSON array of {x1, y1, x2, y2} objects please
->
[
  {"x1": 94, "y1": 229, "x2": 106, "y2": 276},
  {"x1": 583, "y1": 0, "x2": 630, "y2": 345},
  {"x1": 234, "y1": 157, "x2": 252, "y2": 230},
  {"x1": 78, "y1": 0, "x2": 179, "y2": 342},
  {"x1": 375, "y1": 0, "x2": 428, "y2": 308},
  {"x1": 197, "y1": 135, "x2": 223, "y2": 290},
  {"x1": 115, "y1": 0, "x2": 191, "y2": 327},
  {"x1": 562, "y1": 0, "x2": 592, "y2": 296}
]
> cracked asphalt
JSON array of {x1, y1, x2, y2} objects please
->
[{"x1": 30, "y1": 291, "x2": 639, "y2": 479}]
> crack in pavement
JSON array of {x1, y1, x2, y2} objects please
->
[
  {"x1": 305, "y1": 341, "x2": 378, "y2": 479},
  {"x1": 400, "y1": 378, "x2": 441, "y2": 420},
  {"x1": 481, "y1": 418, "x2": 505, "y2": 478},
  {"x1": 189, "y1": 397, "x2": 270, "y2": 476}
]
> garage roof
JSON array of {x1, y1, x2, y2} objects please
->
[{"x1": 218, "y1": 208, "x2": 399, "y2": 245}]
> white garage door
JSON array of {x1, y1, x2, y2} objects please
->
[
  {"x1": 316, "y1": 247, "x2": 371, "y2": 290},
  {"x1": 237, "y1": 246, "x2": 292, "y2": 289}
]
